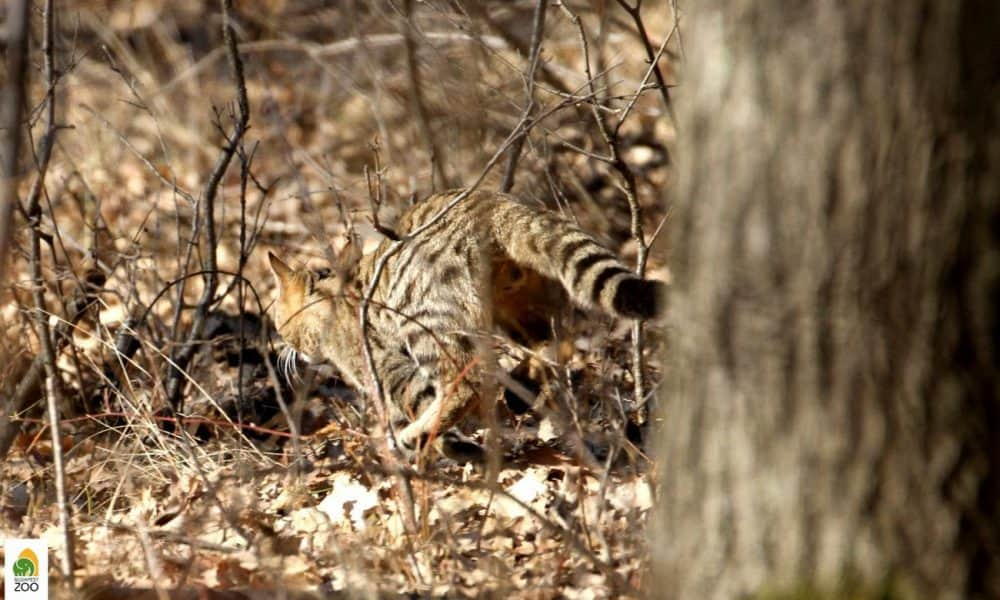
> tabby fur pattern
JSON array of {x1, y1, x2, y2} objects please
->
[{"x1": 267, "y1": 190, "x2": 664, "y2": 457}]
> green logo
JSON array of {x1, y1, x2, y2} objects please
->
[{"x1": 12, "y1": 548, "x2": 39, "y2": 576}]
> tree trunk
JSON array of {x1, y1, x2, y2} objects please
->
[{"x1": 654, "y1": 2, "x2": 999, "y2": 598}]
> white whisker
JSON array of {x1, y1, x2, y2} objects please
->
[
  {"x1": 277, "y1": 346, "x2": 303, "y2": 384},
  {"x1": 289, "y1": 348, "x2": 301, "y2": 382}
]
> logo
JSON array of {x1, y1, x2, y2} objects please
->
[
  {"x1": 13, "y1": 548, "x2": 38, "y2": 576},
  {"x1": 4, "y1": 539, "x2": 48, "y2": 599}
]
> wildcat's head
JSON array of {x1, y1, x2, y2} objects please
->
[{"x1": 267, "y1": 251, "x2": 341, "y2": 363}]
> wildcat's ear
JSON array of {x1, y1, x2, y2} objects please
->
[{"x1": 267, "y1": 251, "x2": 293, "y2": 286}]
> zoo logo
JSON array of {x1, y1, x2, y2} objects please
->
[
  {"x1": 6, "y1": 542, "x2": 45, "y2": 598},
  {"x1": 12, "y1": 548, "x2": 39, "y2": 577}
]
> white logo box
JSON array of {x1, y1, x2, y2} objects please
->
[{"x1": 4, "y1": 538, "x2": 49, "y2": 599}]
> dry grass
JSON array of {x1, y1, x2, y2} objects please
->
[{"x1": 0, "y1": 1, "x2": 674, "y2": 596}]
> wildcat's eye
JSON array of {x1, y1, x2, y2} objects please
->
[{"x1": 313, "y1": 267, "x2": 332, "y2": 280}]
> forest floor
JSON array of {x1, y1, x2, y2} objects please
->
[{"x1": 0, "y1": 1, "x2": 674, "y2": 597}]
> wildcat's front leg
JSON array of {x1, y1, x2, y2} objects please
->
[{"x1": 395, "y1": 340, "x2": 486, "y2": 463}]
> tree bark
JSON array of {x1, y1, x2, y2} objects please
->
[
  {"x1": 655, "y1": 2, "x2": 999, "y2": 598},
  {"x1": 0, "y1": 0, "x2": 31, "y2": 285}
]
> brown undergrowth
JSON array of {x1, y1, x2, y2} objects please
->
[{"x1": 0, "y1": 1, "x2": 674, "y2": 596}]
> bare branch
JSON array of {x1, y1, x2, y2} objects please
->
[
  {"x1": 368, "y1": 463, "x2": 637, "y2": 597},
  {"x1": 403, "y1": 0, "x2": 451, "y2": 190},
  {"x1": 164, "y1": 0, "x2": 252, "y2": 408},
  {"x1": 466, "y1": 0, "x2": 573, "y2": 97},
  {"x1": 0, "y1": 270, "x2": 104, "y2": 460},
  {"x1": 19, "y1": 0, "x2": 77, "y2": 587},
  {"x1": 365, "y1": 141, "x2": 401, "y2": 241},
  {"x1": 615, "y1": 20, "x2": 677, "y2": 135},
  {"x1": 561, "y1": 2, "x2": 652, "y2": 413},
  {"x1": 80, "y1": 106, "x2": 196, "y2": 204},
  {"x1": 158, "y1": 32, "x2": 511, "y2": 97},
  {"x1": 500, "y1": 0, "x2": 548, "y2": 193},
  {"x1": 615, "y1": 0, "x2": 676, "y2": 124}
]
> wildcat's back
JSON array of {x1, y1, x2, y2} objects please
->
[
  {"x1": 269, "y1": 190, "x2": 664, "y2": 456},
  {"x1": 369, "y1": 190, "x2": 662, "y2": 326}
]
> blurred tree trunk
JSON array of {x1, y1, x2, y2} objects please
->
[{"x1": 655, "y1": 2, "x2": 999, "y2": 599}]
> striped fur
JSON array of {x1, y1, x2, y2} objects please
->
[{"x1": 268, "y1": 190, "x2": 665, "y2": 458}]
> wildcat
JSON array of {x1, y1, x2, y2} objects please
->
[{"x1": 268, "y1": 189, "x2": 664, "y2": 459}]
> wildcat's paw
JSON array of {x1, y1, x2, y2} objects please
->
[
  {"x1": 396, "y1": 427, "x2": 486, "y2": 464},
  {"x1": 436, "y1": 430, "x2": 486, "y2": 464}
]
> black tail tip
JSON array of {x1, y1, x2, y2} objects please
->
[{"x1": 613, "y1": 278, "x2": 668, "y2": 320}]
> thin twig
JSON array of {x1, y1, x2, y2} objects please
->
[
  {"x1": 500, "y1": 0, "x2": 548, "y2": 193},
  {"x1": 78, "y1": 515, "x2": 242, "y2": 553},
  {"x1": 100, "y1": 45, "x2": 184, "y2": 200},
  {"x1": 467, "y1": 0, "x2": 573, "y2": 97},
  {"x1": 128, "y1": 494, "x2": 170, "y2": 600},
  {"x1": 23, "y1": 0, "x2": 77, "y2": 588},
  {"x1": 403, "y1": 0, "x2": 450, "y2": 190},
  {"x1": 553, "y1": 138, "x2": 614, "y2": 164},
  {"x1": 671, "y1": 0, "x2": 684, "y2": 60},
  {"x1": 80, "y1": 106, "x2": 196, "y2": 204},
  {"x1": 158, "y1": 32, "x2": 507, "y2": 97},
  {"x1": 17, "y1": 411, "x2": 296, "y2": 438},
  {"x1": 560, "y1": 2, "x2": 650, "y2": 412},
  {"x1": 164, "y1": 0, "x2": 251, "y2": 408},
  {"x1": 368, "y1": 463, "x2": 636, "y2": 597},
  {"x1": 0, "y1": 272, "x2": 104, "y2": 460},
  {"x1": 615, "y1": 0, "x2": 676, "y2": 124},
  {"x1": 94, "y1": 267, "x2": 269, "y2": 418},
  {"x1": 365, "y1": 141, "x2": 401, "y2": 241},
  {"x1": 350, "y1": 0, "x2": 396, "y2": 167},
  {"x1": 615, "y1": 20, "x2": 676, "y2": 136}
]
